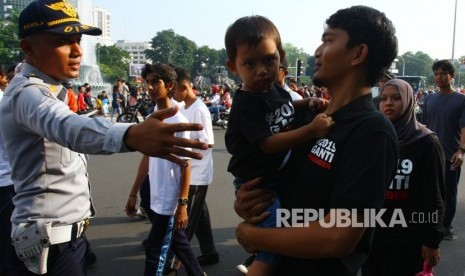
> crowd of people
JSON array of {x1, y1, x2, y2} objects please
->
[{"x1": 1, "y1": 1, "x2": 465, "y2": 276}]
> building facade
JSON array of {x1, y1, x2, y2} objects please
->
[{"x1": 115, "y1": 40, "x2": 151, "y2": 65}]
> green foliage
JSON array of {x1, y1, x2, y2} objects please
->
[
  {"x1": 139, "y1": 28, "x2": 465, "y2": 89},
  {"x1": 397, "y1": 52, "x2": 434, "y2": 87},
  {"x1": 452, "y1": 56, "x2": 465, "y2": 88},
  {"x1": 283, "y1": 43, "x2": 310, "y2": 78},
  {"x1": 193, "y1": 45, "x2": 220, "y2": 77},
  {"x1": 400, "y1": 52, "x2": 434, "y2": 77},
  {"x1": 0, "y1": 10, "x2": 22, "y2": 69},
  {"x1": 96, "y1": 44, "x2": 131, "y2": 83},
  {"x1": 145, "y1": 29, "x2": 196, "y2": 72}
]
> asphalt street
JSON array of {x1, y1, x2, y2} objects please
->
[{"x1": 86, "y1": 128, "x2": 465, "y2": 276}]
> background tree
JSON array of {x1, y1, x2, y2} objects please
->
[
  {"x1": 453, "y1": 56, "x2": 465, "y2": 89},
  {"x1": 400, "y1": 52, "x2": 433, "y2": 77},
  {"x1": 397, "y1": 52, "x2": 434, "y2": 87},
  {"x1": 0, "y1": 10, "x2": 21, "y2": 70},
  {"x1": 96, "y1": 44, "x2": 131, "y2": 83},
  {"x1": 193, "y1": 46, "x2": 220, "y2": 77},
  {"x1": 283, "y1": 43, "x2": 310, "y2": 84},
  {"x1": 145, "y1": 29, "x2": 196, "y2": 72}
]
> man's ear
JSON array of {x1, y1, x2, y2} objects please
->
[
  {"x1": 166, "y1": 80, "x2": 175, "y2": 92},
  {"x1": 20, "y1": 39, "x2": 33, "y2": 57},
  {"x1": 226, "y1": 60, "x2": 237, "y2": 75},
  {"x1": 351, "y1": 44, "x2": 368, "y2": 66}
]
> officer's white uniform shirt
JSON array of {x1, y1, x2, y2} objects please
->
[{"x1": 0, "y1": 63, "x2": 132, "y2": 226}]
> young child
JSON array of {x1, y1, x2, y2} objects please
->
[
  {"x1": 224, "y1": 15, "x2": 333, "y2": 275},
  {"x1": 95, "y1": 94, "x2": 103, "y2": 115},
  {"x1": 101, "y1": 90, "x2": 110, "y2": 116},
  {"x1": 125, "y1": 63, "x2": 204, "y2": 276}
]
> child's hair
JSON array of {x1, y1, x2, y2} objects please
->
[
  {"x1": 224, "y1": 15, "x2": 283, "y2": 62},
  {"x1": 141, "y1": 63, "x2": 177, "y2": 89},
  {"x1": 432, "y1": 59, "x2": 455, "y2": 76},
  {"x1": 326, "y1": 5, "x2": 398, "y2": 86},
  {"x1": 174, "y1": 67, "x2": 192, "y2": 84}
]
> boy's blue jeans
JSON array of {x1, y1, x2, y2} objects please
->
[{"x1": 234, "y1": 178, "x2": 280, "y2": 266}]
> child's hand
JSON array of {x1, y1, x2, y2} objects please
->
[
  {"x1": 308, "y1": 97, "x2": 329, "y2": 112},
  {"x1": 175, "y1": 206, "x2": 188, "y2": 229},
  {"x1": 308, "y1": 113, "x2": 334, "y2": 138}
]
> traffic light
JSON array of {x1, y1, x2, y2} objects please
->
[{"x1": 296, "y1": 59, "x2": 302, "y2": 77}]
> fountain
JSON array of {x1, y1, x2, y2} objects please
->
[{"x1": 72, "y1": 0, "x2": 112, "y2": 96}]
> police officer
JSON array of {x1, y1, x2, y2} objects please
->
[{"x1": 0, "y1": 0, "x2": 207, "y2": 275}]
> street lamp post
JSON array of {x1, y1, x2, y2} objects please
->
[
  {"x1": 398, "y1": 56, "x2": 405, "y2": 76},
  {"x1": 452, "y1": 0, "x2": 458, "y2": 60}
]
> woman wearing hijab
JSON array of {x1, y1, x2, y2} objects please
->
[{"x1": 363, "y1": 79, "x2": 445, "y2": 275}]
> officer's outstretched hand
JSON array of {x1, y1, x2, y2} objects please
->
[{"x1": 125, "y1": 106, "x2": 208, "y2": 166}]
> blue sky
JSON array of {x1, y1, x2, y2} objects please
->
[{"x1": 92, "y1": 0, "x2": 464, "y2": 60}]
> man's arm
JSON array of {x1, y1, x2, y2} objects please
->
[
  {"x1": 14, "y1": 88, "x2": 207, "y2": 166},
  {"x1": 124, "y1": 106, "x2": 208, "y2": 166},
  {"x1": 125, "y1": 155, "x2": 149, "y2": 217},
  {"x1": 234, "y1": 178, "x2": 366, "y2": 259},
  {"x1": 236, "y1": 214, "x2": 366, "y2": 258},
  {"x1": 451, "y1": 127, "x2": 465, "y2": 169},
  {"x1": 175, "y1": 160, "x2": 190, "y2": 229},
  {"x1": 234, "y1": 178, "x2": 275, "y2": 224}
]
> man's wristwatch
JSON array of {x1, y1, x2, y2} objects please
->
[
  {"x1": 178, "y1": 198, "x2": 188, "y2": 206},
  {"x1": 459, "y1": 146, "x2": 465, "y2": 153}
]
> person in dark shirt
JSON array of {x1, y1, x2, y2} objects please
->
[
  {"x1": 234, "y1": 6, "x2": 399, "y2": 275},
  {"x1": 422, "y1": 59, "x2": 465, "y2": 240},
  {"x1": 84, "y1": 84, "x2": 94, "y2": 110},
  {"x1": 224, "y1": 15, "x2": 332, "y2": 275},
  {"x1": 363, "y1": 78, "x2": 444, "y2": 275}
]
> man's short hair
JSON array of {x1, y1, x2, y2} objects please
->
[
  {"x1": 175, "y1": 67, "x2": 192, "y2": 84},
  {"x1": 18, "y1": 0, "x2": 101, "y2": 39},
  {"x1": 432, "y1": 59, "x2": 455, "y2": 75},
  {"x1": 141, "y1": 63, "x2": 177, "y2": 85}
]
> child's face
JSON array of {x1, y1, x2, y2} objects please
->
[
  {"x1": 145, "y1": 73, "x2": 169, "y2": 101},
  {"x1": 227, "y1": 38, "x2": 282, "y2": 92}
]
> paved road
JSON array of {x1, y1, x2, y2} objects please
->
[{"x1": 87, "y1": 128, "x2": 465, "y2": 276}]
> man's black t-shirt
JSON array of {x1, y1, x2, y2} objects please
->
[
  {"x1": 225, "y1": 84, "x2": 293, "y2": 180},
  {"x1": 277, "y1": 94, "x2": 399, "y2": 275}
]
